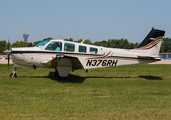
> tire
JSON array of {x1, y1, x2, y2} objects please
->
[
  {"x1": 10, "y1": 73, "x2": 17, "y2": 78},
  {"x1": 58, "y1": 76, "x2": 66, "y2": 80},
  {"x1": 55, "y1": 70, "x2": 59, "y2": 77}
]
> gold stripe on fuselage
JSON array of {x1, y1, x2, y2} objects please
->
[{"x1": 139, "y1": 36, "x2": 163, "y2": 48}]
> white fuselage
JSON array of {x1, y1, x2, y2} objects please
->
[
  {"x1": 5, "y1": 28, "x2": 164, "y2": 78},
  {"x1": 11, "y1": 39, "x2": 159, "y2": 71}
]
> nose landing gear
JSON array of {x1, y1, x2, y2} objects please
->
[{"x1": 10, "y1": 65, "x2": 17, "y2": 78}]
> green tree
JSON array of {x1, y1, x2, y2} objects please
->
[
  {"x1": 83, "y1": 39, "x2": 93, "y2": 44},
  {"x1": 74, "y1": 39, "x2": 83, "y2": 43},
  {"x1": 0, "y1": 40, "x2": 8, "y2": 51},
  {"x1": 161, "y1": 38, "x2": 171, "y2": 52},
  {"x1": 64, "y1": 38, "x2": 73, "y2": 41},
  {"x1": 94, "y1": 39, "x2": 139, "y2": 49},
  {"x1": 43, "y1": 37, "x2": 53, "y2": 41},
  {"x1": 133, "y1": 42, "x2": 139, "y2": 48},
  {"x1": 27, "y1": 42, "x2": 33, "y2": 47},
  {"x1": 11, "y1": 40, "x2": 24, "y2": 47}
]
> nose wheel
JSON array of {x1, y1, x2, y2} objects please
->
[
  {"x1": 10, "y1": 65, "x2": 17, "y2": 78},
  {"x1": 10, "y1": 73, "x2": 17, "y2": 78}
]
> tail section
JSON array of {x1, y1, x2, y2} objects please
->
[{"x1": 132, "y1": 28, "x2": 165, "y2": 57}]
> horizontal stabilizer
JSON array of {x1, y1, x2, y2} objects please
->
[{"x1": 138, "y1": 55, "x2": 161, "y2": 61}]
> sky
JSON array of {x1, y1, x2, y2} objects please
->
[{"x1": 0, "y1": 0, "x2": 171, "y2": 44}]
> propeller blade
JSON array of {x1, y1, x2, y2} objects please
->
[
  {"x1": 8, "y1": 55, "x2": 10, "y2": 70},
  {"x1": 8, "y1": 42, "x2": 10, "y2": 50},
  {"x1": 4, "y1": 38, "x2": 11, "y2": 70}
]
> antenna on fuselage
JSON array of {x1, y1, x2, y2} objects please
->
[
  {"x1": 81, "y1": 38, "x2": 86, "y2": 44},
  {"x1": 23, "y1": 27, "x2": 29, "y2": 47}
]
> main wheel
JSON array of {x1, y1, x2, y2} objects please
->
[
  {"x1": 10, "y1": 73, "x2": 17, "y2": 78},
  {"x1": 55, "y1": 70, "x2": 59, "y2": 77},
  {"x1": 58, "y1": 76, "x2": 67, "y2": 80}
]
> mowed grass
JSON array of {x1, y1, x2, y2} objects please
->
[{"x1": 0, "y1": 64, "x2": 171, "y2": 120}]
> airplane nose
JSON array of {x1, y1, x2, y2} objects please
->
[{"x1": 3, "y1": 49, "x2": 12, "y2": 55}]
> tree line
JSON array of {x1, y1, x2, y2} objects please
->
[{"x1": 0, "y1": 37, "x2": 171, "y2": 53}]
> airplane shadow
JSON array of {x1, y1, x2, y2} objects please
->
[
  {"x1": 18, "y1": 72, "x2": 86, "y2": 84},
  {"x1": 138, "y1": 75, "x2": 163, "y2": 80},
  {"x1": 48, "y1": 72, "x2": 86, "y2": 84},
  {"x1": 80, "y1": 75, "x2": 163, "y2": 80},
  {"x1": 18, "y1": 73, "x2": 163, "y2": 83}
]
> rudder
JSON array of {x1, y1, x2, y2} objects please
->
[
  {"x1": 137, "y1": 27, "x2": 165, "y2": 49},
  {"x1": 133, "y1": 28, "x2": 165, "y2": 57}
]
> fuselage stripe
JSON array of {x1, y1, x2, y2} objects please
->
[
  {"x1": 11, "y1": 51, "x2": 160, "y2": 62},
  {"x1": 86, "y1": 51, "x2": 111, "y2": 60}
]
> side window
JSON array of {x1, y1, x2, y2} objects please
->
[
  {"x1": 90, "y1": 47, "x2": 98, "y2": 54},
  {"x1": 45, "y1": 41, "x2": 62, "y2": 51},
  {"x1": 79, "y1": 45, "x2": 86, "y2": 53},
  {"x1": 64, "y1": 43, "x2": 75, "y2": 52}
]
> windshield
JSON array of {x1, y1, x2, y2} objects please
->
[{"x1": 35, "y1": 40, "x2": 51, "y2": 49}]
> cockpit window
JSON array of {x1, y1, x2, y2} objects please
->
[
  {"x1": 45, "y1": 41, "x2": 62, "y2": 51},
  {"x1": 35, "y1": 40, "x2": 51, "y2": 49}
]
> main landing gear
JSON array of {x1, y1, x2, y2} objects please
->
[
  {"x1": 10, "y1": 65, "x2": 17, "y2": 78},
  {"x1": 55, "y1": 69, "x2": 67, "y2": 80}
]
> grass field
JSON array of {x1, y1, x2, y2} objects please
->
[{"x1": 0, "y1": 64, "x2": 171, "y2": 120}]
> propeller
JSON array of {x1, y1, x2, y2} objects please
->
[
  {"x1": 7, "y1": 38, "x2": 10, "y2": 70},
  {"x1": 3, "y1": 38, "x2": 11, "y2": 70}
]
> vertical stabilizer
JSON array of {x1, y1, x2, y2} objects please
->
[{"x1": 132, "y1": 28, "x2": 165, "y2": 57}]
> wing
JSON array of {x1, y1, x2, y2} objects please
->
[{"x1": 41, "y1": 54, "x2": 84, "y2": 70}]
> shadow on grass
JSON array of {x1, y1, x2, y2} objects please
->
[
  {"x1": 84, "y1": 75, "x2": 163, "y2": 80},
  {"x1": 138, "y1": 75, "x2": 163, "y2": 80},
  {"x1": 49, "y1": 72, "x2": 86, "y2": 84},
  {"x1": 18, "y1": 72, "x2": 86, "y2": 84},
  {"x1": 18, "y1": 72, "x2": 130, "y2": 83},
  {"x1": 85, "y1": 76, "x2": 131, "y2": 79},
  {"x1": 18, "y1": 72, "x2": 163, "y2": 83}
]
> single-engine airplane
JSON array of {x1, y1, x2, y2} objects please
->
[{"x1": 3, "y1": 27, "x2": 165, "y2": 79}]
